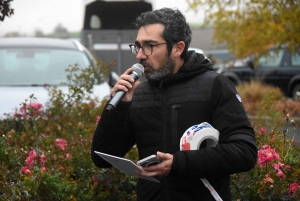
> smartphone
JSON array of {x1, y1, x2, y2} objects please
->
[{"x1": 137, "y1": 155, "x2": 162, "y2": 167}]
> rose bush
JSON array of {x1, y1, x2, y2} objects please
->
[
  {"x1": 1, "y1": 61, "x2": 300, "y2": 200},
  {"x1": 0, "y1": 62, "x2": 138, "y2": 201},
  {"x1": 231, "y1": 87, "x2": 300, "y2": 200}
]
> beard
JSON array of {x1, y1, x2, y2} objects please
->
[{"x1": 142, "y1": 55, "x2": 176, "y2": 81}]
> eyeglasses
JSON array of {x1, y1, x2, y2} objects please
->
[{"x1": 129, "y1": 42, "x2": 168, "y2": 56}]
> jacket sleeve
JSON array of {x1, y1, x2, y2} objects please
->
[
  {"x1": 91, "y1": 101, "x2": 136, "y2": 168},
  {"x1": 170, "y1": 74, "x2": 257, "y2": 178}
]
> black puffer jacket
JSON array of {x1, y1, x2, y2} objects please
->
[{"x1": 91, "y1": 51, "x2": 257, "y2": 201}]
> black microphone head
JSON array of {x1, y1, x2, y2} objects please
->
[{"x1": 132, "y1": 63, "x2": 144, "y2": 78}]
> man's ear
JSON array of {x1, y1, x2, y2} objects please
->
[{"x1": 173, "y1": 41, "x2": 185, "y2": 58}]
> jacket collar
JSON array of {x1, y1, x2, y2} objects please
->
[{"x1": 148, "y1": 51, "x2": 214, "y2": 88}]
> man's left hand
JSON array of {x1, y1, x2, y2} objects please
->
[{"x1": 137, "y1": 151, "x2": 173, "y2": 177}]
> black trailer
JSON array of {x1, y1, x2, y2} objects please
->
[{"x1": 81, "y1": 1, "x2": 152, "y2": 75}]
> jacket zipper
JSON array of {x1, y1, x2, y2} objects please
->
[
  {"x1": 162, "y1": 88, "x2": 167, "y2": 152},
  {"x1": 160, "y1": 79, "x2": 170, "y2": 201},
  {"x1": 159, "y1": 79, "x2": 166, "y2": 152},
  {"x1": 159, "y1": 80, "x2": 164, "y2": 88},
  {"x1": 171, "y1": 104, "x2": 181, "y2": 146}
]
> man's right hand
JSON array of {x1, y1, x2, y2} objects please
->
[{"x1": 111, "y1": 68, "x2": 141, "y2": 102}]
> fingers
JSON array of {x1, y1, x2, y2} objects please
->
[
  {"x1": 130, "y1": 81, "x2": 141, "y2": 93},
  {"x1": 137, "y1": 152, "x2": 173, "y2": 177},
  {"x1": 157, "y1": 151, "x2": 169, "y2": 160},
  {"x1": 111, "y1": 68, "x2": 135, "y2": 96}
]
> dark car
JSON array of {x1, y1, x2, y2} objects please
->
[
  {"x1": 0, "y1": 37, "x2": 115, "y2": 117},
  {"x1": 218, "y1": 47, "x2": 300, "y2": 99}
]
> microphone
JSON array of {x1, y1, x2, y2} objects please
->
[{"x1": 106, "y1": 63, "x2": 144, "y2": 111}]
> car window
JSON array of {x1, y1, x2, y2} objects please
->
[
  {"x1": 3, "y1": 49, "x2": 50, "y2": 71},
  {"x1": 291, "y1": 52, "x2": 300, "y2": 66},
  {"x1": 257, "y1": 49, "x2": 284, "y2": 68},
  {"x1": 0, "y1": 48, "x2": 90, "y2": 85}
]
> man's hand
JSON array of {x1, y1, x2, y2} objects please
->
[
  {"x1": 111, "y1": 68, "x2": 140, "y2": 102},
  {"x1": 137, "y1": 151, "x2": 173, "y2": 177}
]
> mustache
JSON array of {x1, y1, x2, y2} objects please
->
[{"x1": 140, "y1": 60, "x2": 151, "y2": 67}]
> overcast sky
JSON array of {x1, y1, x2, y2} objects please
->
[{"x1": 0, "y1": 0, "x2": 205, "y2": 37}]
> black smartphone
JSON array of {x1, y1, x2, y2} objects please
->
[{"x1": 137, "y1": 155, "x2": 162, "y2": 167}]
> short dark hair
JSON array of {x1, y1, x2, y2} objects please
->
[{"x1": 134, "y1": 8, "x2": 192, "y2": 59}]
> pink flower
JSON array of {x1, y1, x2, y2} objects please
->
[
  {"x1": 274, "y1": 152, "x2": 280, "y2": 160},
  {"x1": 285, "y1": 164, "x2": 291, "y2": 169},
  {"x1": 40, "y1": 152, "x2": 46, "y2": 164},
  {"x1": 25, "y1": 149, "x2": 47, "y2": 168},
  {"x1": 21, "y1": 166, "x2": 31, "y2": 175},
  {"x1": 276, "y1": 169, "x2": 285, "y2": 179},
  {"x1": 25, "y1": 150, "x2": 37, "y2": 168},
  {"x1": 29, "y1": 103, "x2": 42, "y2": 110},
  {"x1": 22, "y1": 113, "x2": 28, "y2": 119},
  {"x1": 289, "y1": 183, "x2": 299, "y2": 195},
  {"x1": 25, "y1": 157, "x2": 35, "y2": 167},
  {"x1": 257, "y1": 145, "x2": 280, "y2": 167},
  {"x1": 66, "y1": 153, "x2": 71, "y2": 158},
  {"x1": 92, "y1": 175, "x2": 99, "y2": 189},
  {"x1": 55, "y1": 138, "x2": 68, "y2": 151},
  {"x1": 28, "y1": 103, "x2": 43, "y2": 116},
  {"x1": 20, "y1": 105, "x2": 26, "y2": 113},
  {"x1": 262, "y1": 145, "x2": 270, "y2": 149},
  {"x1": 259, "y1": 127, "x2": 267, "y2": 134},
  {"x1": 273, "y1": 162, "x2": 284, "y2": 171},
  {"x1": 41, "y1": 166, "x2": 47, "y2": 172},
  {"x1": 28, "y1": 150, "x2": 37, "y2": 158},
  {"x1": 96, "y1": 116, "x2": 101, "y2": 123},
  {"x1": 16, "y1": 103, "x2": 43, "y2": 119}
]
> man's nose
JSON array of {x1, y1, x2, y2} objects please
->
[{"x1": 136, "y1": 48, "x2": 147, "y2": 60}]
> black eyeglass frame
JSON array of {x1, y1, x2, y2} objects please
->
[{"x1": 129, "y1": 42, "x2": 168, "y2": 56}]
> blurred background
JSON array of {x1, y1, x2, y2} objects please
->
[
  {"x1": 1, "y1": 0, "x2": 299, "y2": 100},
  {"x1": 0, "y1": 0, "x2": 205, "y2": 37},
  {"x1": 0, "y1": 0, "x2": 229, "y2": 61}
]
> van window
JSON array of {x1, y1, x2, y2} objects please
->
[{"x1": 90, "y1": 15, "x2": 101, "y2": 29}]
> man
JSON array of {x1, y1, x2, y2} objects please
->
[{"x1": 91, "y1": 8, "x2": 257, "y2": 201}]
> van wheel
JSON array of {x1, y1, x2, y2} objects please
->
[{"x1": 292, "y1": 83, "x2": 300, "y2": 100}]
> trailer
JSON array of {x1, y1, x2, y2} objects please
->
[{"x1": 81, "y1": 0, "x2": 152, "y2": 75}]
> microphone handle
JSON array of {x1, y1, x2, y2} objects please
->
[{"x1": 106, "y1": 72, "x2": 139, "y2": 111}]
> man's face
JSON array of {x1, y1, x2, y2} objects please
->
[{"x1": 135, "y1": 24, "x2": 175, "y2": 81}]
